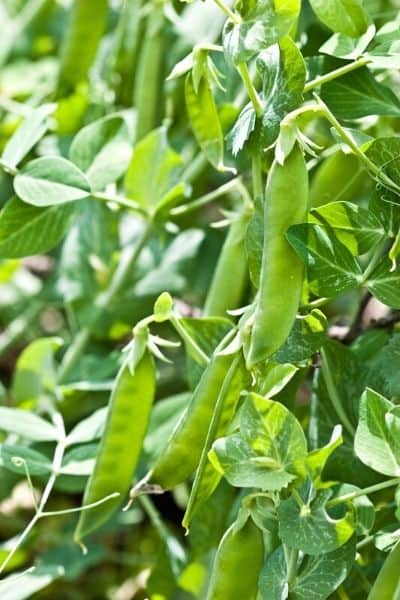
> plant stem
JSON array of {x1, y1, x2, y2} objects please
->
[
  {"x1": 171, "y1": 177, "x2": 240, "y2": 216},
  {"x1": 304, "y1": 57, "x2": 370, "y2": 93},
  {"x1": 93, "y1": 192, "x2": 146, "y2": 215},
  {"x1": 42, "y1": 493, "x2": 120, "y2": 517},
  {"x1": 212, "y1": 0, "x2": 241, "y2": 24},
  {"x1": 314, "y1": 94, "x2": 400, "y2": 194},
  {"x1": 327, "y1": 477, "x2": 400, "y2": 508},
  {"x1": 237, "y1": 62, "x2": 264, "y2": 118},
  {"x1": 320, "y1": 347, "x2": 356, "y2": 437},
  {"x1": 57, "y1": 221, "x2": 152, "y2": 383},
  {"x1": 0, "y1": 413, "x2": 66, "y2": 575}
]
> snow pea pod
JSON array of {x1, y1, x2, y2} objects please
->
[
  {"x1": 247, "y1": 144, "x2": 308, "y2": 367},
  {"x1": 57, "y1": 0, "x2": 108, "y2": 95},
  {"x1": 75, "y1": 350, "x2": 156, "y2": 542},
  {"x1": 148, "y1": 336, "x2": 238, "y2": 490},
  {"x1": 206, "y1": 517, "x2": 264, "y2": 600},
  {"x1": 185, "y1": 72, "x2": 225, "y2": 172},
  {"x1": 204, "y1": 205, "x2": 251, "y2": 317},
  {"x1": 133, "y1": 2, "x2": 164, "y2": 141},
  {"x1": 368, "y1": 541, "x2": 400, "y2": 600}
]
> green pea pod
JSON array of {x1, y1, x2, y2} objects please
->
[
  {"x1": 368, "y1": 542, "x2": 400, "y2": 600},
  {"x1": 182, "y1": 353, "x2": 246, "y2": 529},
  {"x1": 310, "y1": 151, "x2": 369, "y2": 208},
  {"x1": 204, "y1": 207, "x2": 251, "y2": 317},
  {"x1": 247, "y1": 144, "x2": 308, "y2": 367},
  {"x1": 149, "y1": 338, "x2": 237, "y2": 490},
  {"x1": 206, "y1": 517, "x2": 264, "y2": 600},
  {"x1": 74, "y1": 351, "x2": 156, "y2": 542},
  {"x1": 57, "y1": 0, "x2": 108, "y2": 95},
  {"x1": 133, "y1": 3, "x2": 164, "y2": 141},
  {"x1": 185, "y1": 73, "x2": 227, "y2": 173}
]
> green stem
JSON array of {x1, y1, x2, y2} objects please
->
[
  {"x1": 304, "y1": 57, "x2": 370, "y2": 93},
  {"x1": 57, "y1": 221, "x2": 152, "y2": 383},
  {"x1": 314, "y1": 94, "x2": 400, "y2": 194},
  {"x1": 0, "y1": 158, "x2": 18, "y2": 176},
  {"x1": 287, "y1": 548, "x2": 299, "y2": 587},
  {"x1": 93, "y1": 192, "x2": 146, "y2": 215},
  {"x1": 0, "y1": 413, "x2": 66, "y2": 575},
  {"x1": 42, "y1": 493, "x2": 120, "y2": 517},
  {"x1": 327, "y1": 477, "x2": 400, "y2": 508},
  {"x1": 213, "y1": 0, "x2": 241, "y2": 24},
  {"x1": 171, "y1": 177, "x2": 241, "y2": 216},
  {"x1": 320, "y1": 347, "x2": 356, "y2": 437},
  {"x1": 237, "y1": 62, "x2": 264, "y2": 118}
]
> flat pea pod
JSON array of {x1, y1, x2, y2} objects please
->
[
  {"x1": 133, "y1": 2, "x2": 164, "y2": 141},
  {"x1": 204, "y1": 206, "x2": 251, "y2": 317},
  {"x1": 247, "y1": 144, "x2": 308, "y2": 367},
  {"x1": 149, "y1": 342, "x2": 237, "y2": 490},
  {"x1": 310, "y1": 151, "x2": 369, "y2": 208},
  {"x1": 206, "y1": 517, "x2": 264, "y2": 600},
  {"x1": 57, "y1": 0, "x2": 108, "y2": 95},
  {"x1": 185, "y1": 73, "x2": 226, "y2": 172},
  {"x1": 368, "y1": 541, "x2": 400, "y2": 600},
  {"x1": 74, "y1": 350, "x2": 156, "y2": 542},
  {"x1": 182, "y1": 353, "x2": 246, "y2": 529}
]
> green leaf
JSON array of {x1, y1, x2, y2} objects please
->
[
  {"x1": 1, "y1": 104, "x2": 55, "y2": 169},
  {"x1": 255, "y1": 362, "x2": 298, "y2": 397},
  {"x1": 310, "y1": 201, "x2": 385, "y2": 255},
  {"x1": 210, "y1": 393, "x2": 307, "y2": 490},
  {"x1": 66, "y1": 407, "x2": 108, "y2": 446},
  {"x1": 302, "y1": 425, "x2": 343, "y2": 486},
  {"x1": 60, "y1": 444, "x2": 98, "y2": 476},
  {"x1": 257, "y1": 36, "x2": 306, "y2": 148},
  {"x1": 287, "y1": 223, "x2": 363, "y2": 297},
  {"x1": 259, "y1": 539, "x2": 355, "y2": 599},
  {"x1": 272, "y1": 309, "x2": 328, "y2": 364},
  {"x1": 277, "y1": 483, "x2": 354, "y2": 554},
  {"x1": 366, "y1": 259, "x2": 400, "y2": 309},
  {"x1": 366, "y1": 137, "x2": 400, "y2": 191},
  {"x1": 12, "y1": 337, "x2": 63, "y2": 406},
  {"x1": 223, "y1": 1, "x2": 298, "y2": 63},
  {"x1": 57, "y1": 200, "x2": 118, "y2": 302},
  {"x1": 355, "y1": 388, "x2": 400, "y2": 476},
  {"x1": 124, "y1": 127, "x2": 183, "y2": 211},
  {"x1": 321, "y1": 68, "x2": 400, "y2": 119},
  {"x1": 0, "y1": 407, "x2": 59, "y2": 441},
  {"x1": 14, "y1": 157, "x2": 90, "y2": 207},
  {"x1": 320, "y1": 25, "x2": 375, "y2": 59},
  {"x1": 69, "y1": 114, "x2": 133, "y2": 191},
  {"x1": 0, "y1": 197, "x2": 76, "y2": 259},
  {"x1": 0, "y1": 565, "x2": 64, "y2": 600},
  {"x1": 308, "y1": 0, "x2": 369, "y2": 37},
  {"x1": 1, "y1": 444, "x2": 52, "y2": 477}
]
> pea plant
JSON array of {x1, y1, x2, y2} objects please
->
[{"x1": 2, "y1": 0, "x2": 400, "y2": 598}]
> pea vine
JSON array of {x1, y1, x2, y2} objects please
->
[{"x1": 1, "y1": 0, "x2": 400, "y2": 598}]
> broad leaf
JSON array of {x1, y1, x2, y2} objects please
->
[
  {"x1": 14, "y1": 156, "x2": 90, "y2": 207},
  {"x1": 1, "y1": 444, "x2": 52, "y2": 477},
  {"x1": 2, "y1": 104, "x2": 55, "y2": 169},
  {"x1": 277, "y1": 483, "x2": 354, "y2": 554},
  {"x1": 0, "y1": 407, "x2": 59, "y2": 441},
  {"x1": 321, "y1": 68, "x2": 400, "y2": 119},
  {"x1": 259, "y1": 539, "x2": 355, "y2": 599},
  {"x1": 124, "y1": 127, "x2": 183, "y2": 211},
  {"x1": 308, "y1": 0, "x2": 369, "y2": 38},
  {"x1": 0, "y1": 197, "x2": 76, "y2": 258},
  {"x1": 355, "y1": 388, "x2": 400, "y2": 476},
  {"x1": 310, "y1": 201, "x2": 384, "y2": 255},
  {"x1": 287, "y1": 223, "x2": 362, "y2": 297},
  {"x1": 272, "y1": 309, "x2": 328, "y2": 364}
]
